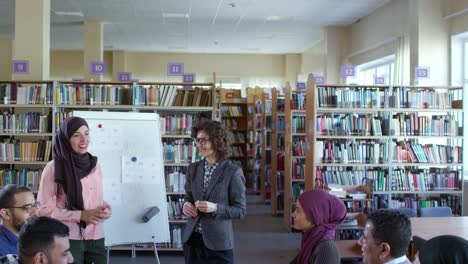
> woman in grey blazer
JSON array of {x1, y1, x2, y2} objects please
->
[{"x1": 182, "y1": 120, "x2": 246, "y2": 264}]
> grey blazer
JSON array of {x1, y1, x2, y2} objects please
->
[{"x1": 183, "y1": 159, "x2": 246, "y2": 251}]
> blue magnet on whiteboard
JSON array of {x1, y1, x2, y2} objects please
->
[{"x1": 131, "y1": 157, "x2": 137, "y2": 162}]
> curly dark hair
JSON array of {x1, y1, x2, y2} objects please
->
[
  {"x1": 367, "y1": 209, "x2": 412, "y2": 258},
  {"x1": 191, "y1": 120, "x2": 232, "y2": 161}
]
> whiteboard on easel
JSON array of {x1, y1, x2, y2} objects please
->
[{"x1": 73, "y1": 111, "x2": 170, "y2": 246}]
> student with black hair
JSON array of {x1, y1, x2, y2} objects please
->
[
  {"x1": 0, "y1": 185, "x2": 38, "y2": 256},
  {"x1": 0, "y1": 216, "x2": 73, "y2": 264},
  {"x1": 358, "y1": 210, "x2": 412, "y2": 264}
]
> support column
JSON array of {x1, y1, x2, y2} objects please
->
[
  {"x1": 324, "y1": 27, "x2": 348, "y2": 85},
  {"x1": 83, "y1": 21, "x2": 104, "y2": 81},
  {"x1": 12, "y1": 0, "x2": 50, "y2": 80},
  {"x1": 112, "y1": 51, "x2": 127, "y2": 81},
  {"x1": 284, "y1": 54, "x2": 301, "y2": 89}
]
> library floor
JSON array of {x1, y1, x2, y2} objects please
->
[{"x1": 109, "y1": 195, "x2": 301, "y2": 263}]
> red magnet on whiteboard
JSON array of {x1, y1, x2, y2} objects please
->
[{"x1": 98, "y1": 124, "x2": 102, "y2": 128}]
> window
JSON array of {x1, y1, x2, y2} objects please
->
[{"x1": 346, "y1": 55, "x2": 395, "y2": 85}]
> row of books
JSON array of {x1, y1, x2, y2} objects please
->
[
  {"x1": 221, "y1": 106, "x2": 244, "y2": 117},
  {"x1": 390, "y1": 195, "x2": 461, "y2": 215},
  {"x1": 222, "y1": 119, "x2": 242, "y2": 130},
  {"x1": 317, "y1": 86, "x2": 457, "y2": 109},
  {"x1": 292, "y1": 182, "x2": 305, "y2": 202},
  {"x1": 392, "y1": 113, "x2": 460, "y2": 136},
  {"x1": 57, "y1": 84, "x2": 133, "y2": 105},
  {"x1": 391, "y1": 169, "x2": 461, "y2": 191},
  {"x1": 291, "y1": 158, "x2": 305, "y2": 179},
  {"x1": 265, "y1": 116, "x2": 272, "y2": 130},
  {"x1": 276, "y1": 116, "x2": 285, "y2": 132},
  {"x1": 0, "y1": 140, "x2": 52, "y2": 162},
  {"x1": 159, "y1": 114, "x2": 196, "y2": 135},
  {"x1": 0, "y1": 169, "x2": 42, "y2": 188},
  {"x1": 232, "y1": 132, "x2": 246, "y2": 144},
  {"x1": 291, "y1": 92, "x2": 306, "y2": 110},
  {"x1": 276, "y1": 172, "x2": 285, "y2": 192},
  {"x1": 57, "y1": 84, "x2": 213, "y2": 107},
  {"x1": 343, "y1": 200, "x2": 372, "y2": 213},
  {"x1": 0, "y1": 112, "x2": 52, "y2": 133},
  {"x1": 166, "y1": 170, "x2": 186, "y2": 193},
  {"x1": 316, "y1": 114, "x2": 384, "y2": 136},
  {"x1": 255, "y1": 116, "x2": 262, "y2": 130},
  {"x1": 337, "y1": 229, "x2": 363, "y2": 240},
  {"x1": 315, "y1": 168, "x2": 388, "y2": 191},
  {"x1": 167, "y1": 196, "x2": 186, "y2": 220},
  {"x1": 291, "y1": 116, "x2": 306, "y2": 133},
  {"x1": 316, "y1": 140, "x2": 386, "y2": 164},
  {"x1": 232, "y1": 146, "x2": 245, "y2": 158},
  {"x1": 54, "y1": 112, "x2": 72, "y2": 131},
  {"x1": 0, "y1": 83, "x2": 53, "y2": 105},
  {"x1": 291, "y1": 136, "x2": 306, "y2": 156},
  {"x1": 394, "y1": 142, "x2": 462, "y2": 164},
  {"x1": 162, "y1": 141, "x2": 200, "y2": 163}
]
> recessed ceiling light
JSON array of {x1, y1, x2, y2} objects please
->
[
  {"x1": 54, "y1": 11, "x2": 84, "y2": 17},
  {"x1": 266, "y1": 16, "x2": 282, "y2": 21},
  {"x1": 163, "y1": 13, "x2": 190, "y2": 19}
]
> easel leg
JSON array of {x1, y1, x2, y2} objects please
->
[
  {"x1": 106, "y1": 247, "x2": 110, "y2": 264},
  {"x1": 153, "y1": 243, "x2": 160, "y2": 264},
  {"x1": 132, "y1": 244, "x2": 136, "y2": 258}
]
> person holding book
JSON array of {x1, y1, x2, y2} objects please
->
[
  {"x1": 0, "y1": 185, "x2": 39, "y2": 256},
  {"x1": 290, "y1": 189, "x2": 347, "y2": 264},
  {"x1": 182, "y1": 120, "x2": 246, "y2": 264},
  {"x1": 358, "y1": 210, "x2": 412, "y2": 264},
  {"x1": 37, "y1": 116, "x2": 111, "y2": 264},
  {"x1": 414, "y1": 235, "x2": 468, "y2": 264}
]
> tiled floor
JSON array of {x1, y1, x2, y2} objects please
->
[{"x1": 109, "y1": 195, "x2": 301, "y2": 263}]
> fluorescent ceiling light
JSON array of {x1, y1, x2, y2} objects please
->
[
  {"x1": 54, "y1": 11, "x2": 84, "y2": 17},
  {"x1": 163, "y1": 13, "x2": 189, "y2": 19},
  {"x1": 266, "y1": 15, "x2": 282, "y2": 21}
]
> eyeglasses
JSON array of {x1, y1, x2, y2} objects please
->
[
  {"x1": 194, "y1": 137, "x2": 210, "y2": 146},
  {"x1": 6, "y1": 202, "x2": 40, "y2": 214}
]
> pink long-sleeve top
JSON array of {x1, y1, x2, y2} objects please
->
[{"x1": 37, "y1": 160, "x2": 107, "y2": 240}]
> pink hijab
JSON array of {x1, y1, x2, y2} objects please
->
[{"x1": 296, "y1": 190, "x2": 346, "y2": 263}]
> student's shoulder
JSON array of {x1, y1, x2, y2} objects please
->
[{"x1": 0, "y1": 254, "x2": 19, "y2": 264}]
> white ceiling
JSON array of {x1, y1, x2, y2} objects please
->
[{"x1": 0, "y1": 0, "x2": 389, "y2": 54}]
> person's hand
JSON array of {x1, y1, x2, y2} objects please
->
[
  {"x1": 183, "y1": 202, "x2": 198, "y2": 218},
  {"x1": 100, "y1": 204, "x2": 112, "y2": 220},
  {"x1": 195, "y1": 201, "x2": 217, "y2": 213},
  {"x1": 80, "y1": 208, "x2": 107, "y2": 225}
]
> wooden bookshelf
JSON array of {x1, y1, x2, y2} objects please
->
[
  {"x1": 261, "y1": 92, "x2": 273, "y2": 203},
  {"x1": 307, "y1": 73, "x2": 464, "y2": 228},
  {"x1": 270, "y1": 88, "x2": 285, "y2": 215}
]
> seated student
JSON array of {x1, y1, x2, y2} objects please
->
[
  {"x1": 0, "y1": 216, "x2": 74, "y2": 264},
  {"x1": 414, "y1": 235, "x2": 468, "y2": 264},
  {"x1": 359, "y1": 210, "x2": 412, "y2": 264},
  {"x1": 290, "y1": 190, "x2": 346, "y2": 264},
  {"x1": 0, "y1": 185, "x2": 39, "y2": 256}
]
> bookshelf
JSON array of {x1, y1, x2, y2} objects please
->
[
  {"x1": 253, "y1": 94, "x2": 263, "y2": 198},
  {"x1": 283, "y1": 81, "x2": 314, "y2": 231},
  {"x1": 270, "y1": 88, "x2": 285, "y2": 215},
  {"x1": 261, "y1": 92, "x2": 273, "y2": 203},
  {"x1": 0, "y1": 80, "x2": 54, "y2": 191},
  {"x1": 220, "y1": 100, "x2": 250, "y2": 176},
  {"x1": 308, "y1": 73, "x2": 464, "y2": 222},
  {"x1": 4, "y1": 78, "x2": 217, "y2": 252}
]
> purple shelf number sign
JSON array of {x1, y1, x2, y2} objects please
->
[
  {"x1": 315, "y1": 75, "x2": 325, "y2": 85},
  {"x1": 341, "y1": 65, "x2": 356, "y2": 78},
  {"x1": 183, "y1": 73, "x2": 195, "y2": 89},
  {"x1": 168, "y1": 63, "x2": 184, "y2": 76},
  {"x1": 415, "y1": 67, "x2": 430, "y2": 79},
  {"x1": 118, "y1": 72, "x2": 132, "y2": 81},
  {"x1": 374, "y1": 77, "x2": 385, "y2": 85},
  {"x1": 90, "y1": 61, "x2": 106, "y2": 75},
  {"x1": 296, "y1": 82, "x2": 306, "y2": 90},
  {"x1": 12, "y1": 61, "x2": 29, "y2": 74}
]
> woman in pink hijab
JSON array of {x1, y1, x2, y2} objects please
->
[{"x1": 290, "y1": 190, "x2": 346, "y2": 264}]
